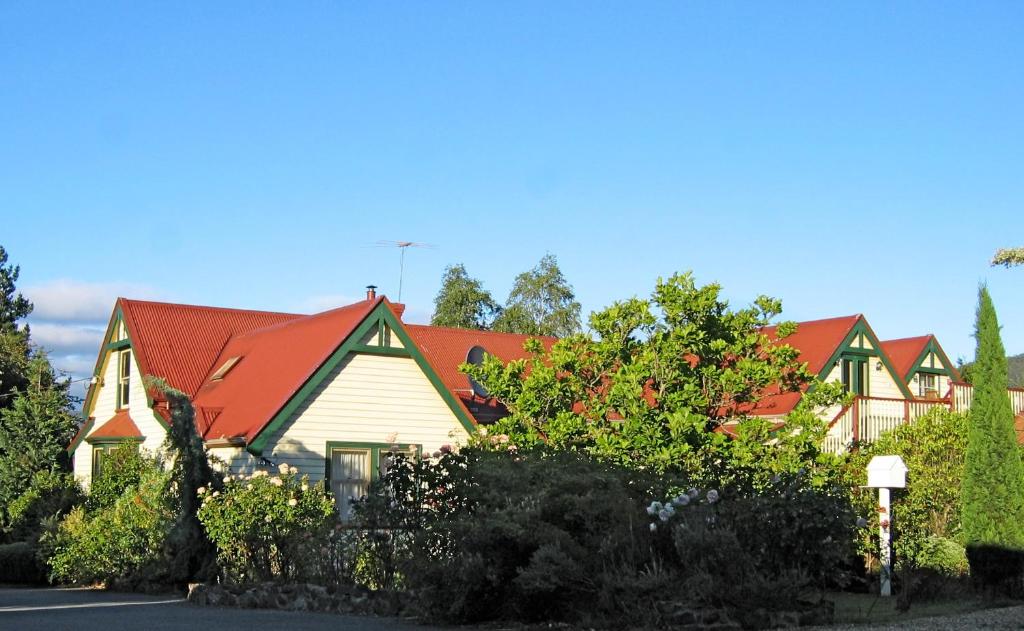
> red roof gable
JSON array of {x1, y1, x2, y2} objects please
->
[
  {"x1": 406, "y1": 324, "x2": 556, "y2": 424},
  {"x1": 119, "y1": 298, "x2": 301, "y2": 399},
  {"x1": 88, "y1": 409, "x2": 143, "y2": 441},
  {"x1": 751, "y1": 315, "x2": 862, "y2": 416},
  {"x1": 880, "y1": 335, "x2": 933, "y2": 381},
  {"x1": 195, "y1": 298, "x2": 382, "y2": 442}
]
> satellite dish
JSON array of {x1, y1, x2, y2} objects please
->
[{"x1": 466, "y1": 345, "x2": 489, "y2": 398}]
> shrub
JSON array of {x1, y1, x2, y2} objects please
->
[
  {"x1": 4, "y1": 470, "x2": 82, "y2": 543},
  {"x1": 48, "y1": 467, "x2": 173, "y2": 585},
  {"x1": 196, "y1": 464, "x2": 336, "y2": 584},
  {"x1": 845, "y1": 407, "x2": 968, "y2": 571},
  {"x1": 359, "y1": 447, "x2": 668, "y2": 626},
  {"x1": 916, "y1": 536, "x2": 969, "y2": 576},
  {"x1": 86, "y1": 443, "x2": 154, "y2": 512},
  {"x1": 648, "y1": 474, "x2": 855, "y2": 613},
  {"x1": 0, "y1": 541, "x2": 46, "y2": 584},
  {"x1": 966, "y1": 544, "x2": 1024, "y2": 595}
]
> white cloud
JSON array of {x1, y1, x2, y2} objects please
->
[
  {"x1": 23, "y1": 279, "x2": 163, "y2": 322},
  {"x1": 50, "y1": 354, "x2": 98, "y2": 377},
  {"x1": 29, "y1": 322, "x2": 106, "y2": 355}
]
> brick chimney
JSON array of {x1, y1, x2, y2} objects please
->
[{"x1": 366, "y1": 285, "x2": 377, "y2": 301}]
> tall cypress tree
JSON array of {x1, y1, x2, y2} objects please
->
[{"x1": 961, "y1": 285, "x2": 1024, "y2": 548}]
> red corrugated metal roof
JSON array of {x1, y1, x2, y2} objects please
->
[
  {"x1": 88, "y1": 409, "x2": 143, "y2": 440},
  {"x1": 195, "y1": 298, "x2": 381, "y2": 441},
  {"x1": 880, "y1": 335, "x2": 933, "y2": 381},
  {"x1": 406, "y1": 324, "x2": 556, "y2": 424},
  {"x1": 750, "y1": 315, "x2": 862, "y2": 416},
  {"x1": 120, "y1": 298, "x2": 301, "y2": 399}
]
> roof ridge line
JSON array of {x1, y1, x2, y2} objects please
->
[{"x1": 119, "y1": 297, "x2": 303, "y2": 318}]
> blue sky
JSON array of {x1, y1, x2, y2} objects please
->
[{"x1": 2, "y1": 2, "x2": 1021, "y2": 396}]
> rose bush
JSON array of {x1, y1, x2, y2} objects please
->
[{"x1": 196, "y1": 464, "x2": 335, "y2": 583}]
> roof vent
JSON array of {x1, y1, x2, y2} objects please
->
[
  {"x1": 465, "y1": 345, "x2": 489, "y2": 398},
  {"x1": 366, "y1": 285, "x2": 377, "y2": 301}
]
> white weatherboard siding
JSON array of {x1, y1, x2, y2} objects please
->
[
  {"x1": 207, "y1": 446, "x2": 258, "y2": 476},
  {"x1": 869, "y1": 360, "x2": 904, "y2": 399},
  {"x1": 259, "y1": 352, "x2": 469, "y2": 481},
  {"x1": 73, "y1": 350, "x2": 168, "y2": 487}
]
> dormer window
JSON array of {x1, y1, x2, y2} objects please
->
[
  {"x1": 210, "y1": 356, "x2": 242, "y2": 381},
  {"x1": 117, "y1": 350, "x2": 131, "y2": 409}
]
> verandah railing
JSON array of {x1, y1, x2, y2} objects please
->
[{"x1": 823, "y1": 382, "x2": 1024, "y2": 454}]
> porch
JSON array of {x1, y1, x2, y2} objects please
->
[{"x1": 823, "y1": 382, "x2": 1024, "y2": 453}]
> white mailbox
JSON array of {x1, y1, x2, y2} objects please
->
[{"x1": 866, "y1": 455, "x2": 907, "y2": 489}]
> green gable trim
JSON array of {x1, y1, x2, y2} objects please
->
[
  {"x1": 247, "y1": 302, "x2": 478, "y2": 456},
  {"x1": 323, "y1": 440, "x2": 419, "y2": 483},
  {"x1": 817, "y1": 318, "x2": 916, "y2": 400},
  {"x1": 351, "y1": 344, "x2": 410, "y2": 357},
  {"x1": 907, "y1": 338, "x2": 958, "y2": 382}
]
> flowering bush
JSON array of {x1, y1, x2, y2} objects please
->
[
  {"x1": 647, "y1": 471, "x2": 857, "y2": 613},
  {"x1": 197, "y1": 464, "x2": 336, "y2": 583}
]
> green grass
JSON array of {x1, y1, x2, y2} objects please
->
[{"x1": 828, "y1": 591, "x2": 1013, "y2": 625}]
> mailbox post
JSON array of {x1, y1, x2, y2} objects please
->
[{"x1": 865, "y1": 455, "x2": 907, "y2": 597}]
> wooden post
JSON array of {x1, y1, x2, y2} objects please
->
[{"x1": 852, "y1": 398, "x2": 860, "y2": 443}]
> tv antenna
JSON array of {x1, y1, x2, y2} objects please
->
[{"x1": 374, "y1": 240, "x2": 435, "y2": 302}]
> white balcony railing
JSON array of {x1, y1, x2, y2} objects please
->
[{"x1": 823, "y1": 382, "x2": 1024, "y2": 454}]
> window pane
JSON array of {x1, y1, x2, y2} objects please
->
[{"x1": 330, "y1": 449, "x2": 370, "y2": 520}]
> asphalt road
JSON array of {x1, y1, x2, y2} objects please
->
[{"x1": 0, "y1": 586, "x2": 441, "y2": 631}]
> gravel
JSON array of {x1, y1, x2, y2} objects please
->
[{"x1": 806, "y1": 603, "x2": 1024, "y2": 630}]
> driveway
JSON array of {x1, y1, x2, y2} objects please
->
[{"x1": 0, "y1": 586, "x2": 441, "y2": 631}]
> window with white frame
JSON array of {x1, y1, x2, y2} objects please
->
[
  {"x1": 326, "y1": 443, "x2": 420, "y2": 520},
  {"x1": 918, "y1": 372, "x2": 938, "y2": 398},
  {"x1": 117, "y1": 350, "x2": 131, "y2": 409}
]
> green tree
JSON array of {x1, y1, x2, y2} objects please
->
[
  {"x1": 960, "y1": 286, "x2": 1024, "y2": 549},
  {"x1": 430, "y1": 264, "x2": 502, "y2": 330},
  {"x1": 991, "y1": 247, "x2": 1024, "y2": 268},
  {"x1": 466, "y1": 272, "x2": 843, "y2": 483},
  {"x1": 0, "y1": 354, "x2": 78, "y2": 512},
  {"x1": 149, "y1": 377, "x2": 221, "y2": 582},
  {"x1": 846, "y1": 408, "x2": 969, "y2": 572},
  {"x1": 0, "y1": 245, "x2": 33, "y2": 334},
  {"x1": 0, "y1": 246, "x2": 33, "y2": 410},
  {"x1": 492, "y1": 254, "x2": 581, "y2": 337}
]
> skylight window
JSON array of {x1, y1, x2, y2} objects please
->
[{"x1": 210, "y1": 356, "x2": 242, "y2": 381}]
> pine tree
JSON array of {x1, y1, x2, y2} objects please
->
[{"x1": 960, "y1": 286, "x2": 1024, "y2": 549}]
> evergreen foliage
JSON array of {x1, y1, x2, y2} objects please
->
[
  {"x1": 0, "y1": 354, "x2": 78, "y2": 512},
  {"x1": 149, "y1": 377, "x2": 221, "y2": 583},
  {"x1": 960, "y1": 286, "x2": 1024, "y2": 550},
  {"x1": 430, "y1": 263, "x2": 501, "y2": 330},
  {"x1": 0, "y1": 245, "x2": 32, "y2": 334},
  {"x1": 492, "y1": 254, "x2": 581, "y2": 337}
]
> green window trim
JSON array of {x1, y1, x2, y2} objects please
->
[
  {"x1": 323, "y1": 440, "x2": 421, "y2": 483},
  {"x1": 89, "y1": 438, "x2": 144, "y2": 479}
]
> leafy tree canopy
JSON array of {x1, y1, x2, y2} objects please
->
[
  {"x1": 960, "y1": 285, "x2": 1024, "y2": 549},
  {"x1": 991, "y1": 247, "x2": 1024, "y2": 268},
  {"x1": 492, "y1": 254, "x2": 581, "y2": 338},
  {"x1": 464, "y1": 272, "x2": 844, "y2": 484},
  {"x1": 430, "y1": 264, "x2": 502, "y2": 330}
]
